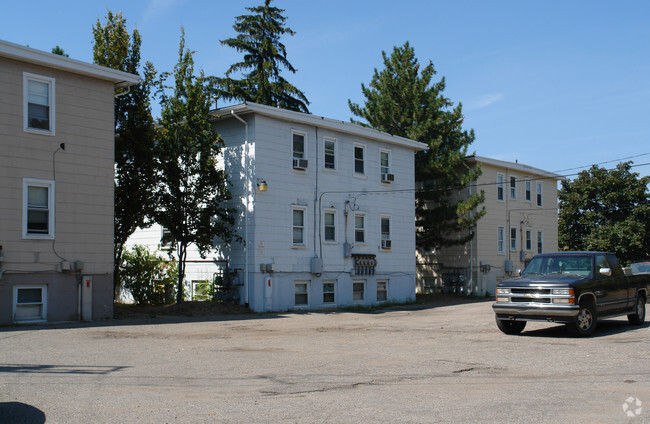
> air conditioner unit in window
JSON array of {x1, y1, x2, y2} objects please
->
[
  {"x1": 293, "y1": 158, "x2": 308, "y2": 170},
  {"x1": 381, "y1": 173, "x2": 395, "y2": 183},
  {"x1": 381, "y1": 239, "x2": 392, "y2": 249}
]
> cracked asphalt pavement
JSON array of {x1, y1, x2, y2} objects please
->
[{"x1": 1, "y1": 300, "x2": 649, "y2": 423}]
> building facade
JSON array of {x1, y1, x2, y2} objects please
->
[
  {"x1": 417, "y1": 156, "x2": 562, "y2": 296},
  {"x1": 0, "y1": 39, "x2": 140, "y2": 324}
]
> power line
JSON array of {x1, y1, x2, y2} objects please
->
[{"x1": 552, "y1": 152, "x2": 650, "y2": 173}]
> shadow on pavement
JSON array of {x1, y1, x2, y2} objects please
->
[{"x1": 0, "y1": 402, "x2": 46, "y2": 424}]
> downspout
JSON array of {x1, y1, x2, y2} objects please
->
[
  {"x1": 461, "y1": 160, "x2": 474, "y2": 295},
  {"x1": 313, "y1": 127, "x2": 319, "y2": 256},
  {"x1": 230, "y1": 110, "x2": 249, "y2": 306}
]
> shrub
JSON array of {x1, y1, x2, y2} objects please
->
[{"x1": 120, "y1": 245, "x2": 178, "y2": 305}]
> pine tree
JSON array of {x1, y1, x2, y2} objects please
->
[
  {"x1": 213, "y1": 0, "x2": 309, "y2": 113},
  {"x1": 92, "y1": 10, "x2": 157, "y2": 297},
  {"x1": 349, "y1": 42, "x2": 485, "y2": 250},
  {"x1": 155, "y1": 30, "x2": 237, "y2": 303}
]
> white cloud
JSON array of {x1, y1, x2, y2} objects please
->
[{"x1": 467, "y1": 93, "x2": 504, "y2": 110}]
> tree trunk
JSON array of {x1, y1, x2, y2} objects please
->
[
  {"x1": 176, "y1": 243, "x2": 187, "y2": 304},
  {"x1": 113, "y1": 243, "x2": 125, "y2": 301}
]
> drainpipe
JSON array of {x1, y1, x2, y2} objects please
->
[
  {"x1": 230, "y1": 110, "x2": 249, "y2": 306},
  {"x1": 461, "y1": 160, "x2": 474, "y2": 295}
]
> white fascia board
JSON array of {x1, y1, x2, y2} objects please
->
[
  {"x1": 0, "y1": 39, "x2": 141, "y2": 88},
  {"x1": 212, "y1": 102, "x2": 428, "y2": 151},
  {"x1": 467, "y1": 155, "x2": 564, "y2": 180}
]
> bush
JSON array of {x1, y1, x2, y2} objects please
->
[{"x1": 120, "y1": 245, "x2": 179, "y2": 305}]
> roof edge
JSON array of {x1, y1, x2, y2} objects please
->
[{"x1": 466, "y1": 154, "x2": 564, "y2": 179}]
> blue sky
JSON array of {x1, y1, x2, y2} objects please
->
[{"x1": 3, "y1": 0, "x2": 650, "y2": 178}]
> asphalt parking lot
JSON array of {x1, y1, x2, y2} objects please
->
[{"x1": 1, "y1": 299, "x2": 649, "y2": 423}]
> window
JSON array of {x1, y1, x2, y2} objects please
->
[
  {"x1": 510, "y1": 227, "x2": 518, "y2": 251},
  {"x1": 537, "y1": 230, "x2": 544, "y2": 254},
  {"x1": 324, "y1": 210, "x2": 336, "y2": 242},
  {"x1": 497, "y1": 226, "x2": 505, "y2": 254},
  {"x1": 497, "y1": 173, "x2": 505, "y2": 201},
  {"x1": 354, "y1": 144, "x2": 365, "y2": 175},
  {"x1": 324, "y1": 138, "x2": 336, "y2": 170},
  {"x1": 295, "y1": 281, "x2": 309, "y2": 306},
  {"x1": 13, "y1": 286, "x2": 47, "y2": 322},
  {"x1": 323, "y1": 281, "x2": 336, "y2": 304},
  {"x1": 161, "y1": 227, "x2": 173, "y2": 246},
  {"x1": 353, "y1": 280, "x2": 365, "y2": 301},
  {"x1": 525, "y1": 229, "x2": 533, "y2": 251},
  {"x1": 525, "y1": 180, "x2": 532, "y2": 201},
  {"x1": 377, "y1": 280, "x2": 388, "y2": 302},
  {"x1": 23, "y1": 178, "x2": 55, "y2": 239},
  {"x1": 24, "y1": 73, "x2": 55, "y2": 135},
  {"x1": 536, "y1": 182, "x2": 543, "y2": 206},
  {"x1": 292, "y1": 206, "x2": 306, "y2": 246},
  {"x1": 380, "y1": 150, "x2": 390, "y2": 175},
  {"x1": 292, "y1": 131, "x2": 305, "y2": 160},
  {"x1": 381, "y1": 216, "x2": 391, "y2": 249},
  {"x1": 354, "y1": 213, "x2": 365, "y2": 243},
  {"x1": 510, "y1": 176, "x2": 517, "y2": 199}
]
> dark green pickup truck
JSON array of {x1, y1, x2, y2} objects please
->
[{"x1": 493, "y1": 252, "x2": 649, "y2": 336}]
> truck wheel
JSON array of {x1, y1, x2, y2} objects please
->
[
  {"x1": 627, "y1": 295, "x2": 646, "y2": 325},
  {"x1": 495, "y1": 316, "x2": 526, "y2": 335},
  {"x1": 568, "y1": 300, "x2": 597, "y2": 337}
]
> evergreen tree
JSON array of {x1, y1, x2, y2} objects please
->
[
  {"x1": 51, "y1": 46, "x2": 69, "y2": 57},
  {"x1": 559, "y1": 162, "x2": 650, "y2": 263},
  {"x1": 349, "y1": 42, "x2": 484, "y2": 250},
  {"x1": 213, "y1": 0, "x2": 309, "y2": 113},
  {"x1": 155, "y1": 30, "x2": 237, "y2": 303},
  {"x1": 92, "y1": 10, "x2": 157, "y2": 298}
]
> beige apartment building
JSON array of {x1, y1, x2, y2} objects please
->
[
  {"x1": 0, "y1": 39, "x2": 140, "y2": 324},
  {"x1": 417, "y1": 155, "x2": 563, "y2": 296}
]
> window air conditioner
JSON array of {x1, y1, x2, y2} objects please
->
[
  {"x1": 381, "y1": 239, "x2": 392, "y2": 249},
  {"x1": 293, "y1": 158, "x2": 308, "y2": 170},
  {"x1": 381, "y1": 173, "x2": 395, "y2": 182}
]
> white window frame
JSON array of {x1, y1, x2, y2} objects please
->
[
  {"x1": 537, "y1": 230, "x2": 544, "y2": 254},
  {"x1": 497, "y1": 172, "x2": 505, "y2": 201},
  {"x1": 13, "y1": 285, "x2": 47, "y2": 322},
  {"x1": 509, "y1": 176, "x2": 517, "y2": 199},
  {"x1": 23, "y1": 178, "x2": 55, "y2": 240},
  {"x1": 354, "y1": 212, "x2": 366, "y2": 244},
  {"x1": 354, "y1": 143, "x2": 366, "y2": 177},
  {"x1": 23, "y1": 73, "x2": 55, "y2": 136},
  {"x1": 291, "y1": 205, "x2": 307, "y2": 247},
  {"x1": 323, "y1": 280, "x2": 336, "y2": 304},
  {"x1": 352, "y1": 279, "x2": 365, "y2": 302},
  {"x1": 525, "y1": 180, "x2": 532, "y2": 202},
  {"x1": 376, "y1": 279, "x2": 388, "y2": 302},
  {"x1": 294, "y1": 281, "x2": 309, "y2": 307},
  {"x1": 323, "y1": 209, "x2": 337, "y2": 243},
  {"x1": 292, "y1": 130, "x2": 306, "y2": 160},
  {"x1": 497, "y1": 225, "x2": 505, "y2": 254},
  {"x1": 510, "y1": 227, "x2": 518, "y2": 251},
  {"x1": 380, "y1": 149, "x2": 391, "y2": 176},
  {"x1": 525, "y1": 228, "x2": 533, "y2": 251},
  {"x1": 323, "y1": 137, "x2": 336, "y2": 171},
  {"x1": 536, "y1": 181, "x2": 543, "y2": 207},
  {"x1": 380, "y1": 215, "x2": 391, "y2": 249}
]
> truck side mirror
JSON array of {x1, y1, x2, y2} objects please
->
[{"x1": 599, "y1": 267, "x2": 612, "y2": 277}]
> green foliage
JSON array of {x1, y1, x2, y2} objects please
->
[
  {"x1": 92, "y1": 10, "x2": 158, "y2": 297},
  {"x1": 51, "y1": 46, "x2": 68, "y2": 57},
  {"x1": 120, "y1": 245, "x2": 178, "y2": 305},
  {"x1": 212, "y1": 0, "x2": 309, "y2": 113},
  {"x1": 155, "y1": 29, "x2": 237, "y2": 303},
  {"x1": 349, "y1": 42, "x2": 485, "y2": 250},
  {"x1": 558, "y1": 162, "x2": 650, "y2": 263}
]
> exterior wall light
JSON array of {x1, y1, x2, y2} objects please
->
[{"x1": 257, "y1": 179, "x2": 268, "y2": 192}]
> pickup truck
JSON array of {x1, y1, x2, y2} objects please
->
[{"x1": 493, "y1": 252, "x2": 649, "y2": 336}]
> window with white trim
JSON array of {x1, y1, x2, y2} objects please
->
[
  {"x1": 537, "y1": 230, "x2": 544, "y2": 253},
  {"x1": 510, "y1": 176, "x2": 517, "y2": 199},
  {"x1": 323, "y1": 281, "x2": 336, "y2": 304},
  {"x1": 23, "y1": 178, "x2": 55, "y2": 239},
  {"x1": 324, "y1": 137, "x2": 336, "y2": 170},
  {"x1": 497, "y1": 173, "x2": 505, "y2": 201},
  {"x1": 292, "y1": 131, "x2": 306, "y2": 160},
  {"x1": 536, "y1": 181, "x2": 543, "y2": 207},
  {"x1": 380, "y1": 150, "x2": 390, "y2": 176},
  {"x1": 353, "y1": 280, "x2": 365, "y2": 301},
  {"x1": 13, "y1": 286, "x2": 47, "y2": 322},
  {"x1": 497, "y1": 226, "x2": 505, "y2": 254},
  {"x1": 510, "y1": 227, "x2": 518, "y2": 251},
  {"x1": 324, "y1": 209, "x2": 336, "y2": 242},
  {"x1": 294, "y1": 281, "x2": 309, "y2": 306},
  {"x1": 292, "y1": 206, "x2": 306, "y2": 246},
  {"x1": 24, "y1": 73, "x2": 55, "y2": 135},
  {"x1": 377, "y1": 280, "x2": 388, "y2": 302},
  {"x1": 525, "y1": 180, "x2": 532, "y2": 201},
  {"x1": 354, "y1": 144, "x2": 365, "y2": 175},
  {"x1": 354, "y1": 213, "x2": 366, "y2": 243},
  {"x1": 525, "y1": 228, "x2": 533, "y2": 251},
  {"x1": 380, "y1": 216, "x2": 391, "y2": 249}
]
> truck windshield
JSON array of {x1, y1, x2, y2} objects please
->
[{"x1": 522, "y1": 255, "x2": 592, "y2": 277}]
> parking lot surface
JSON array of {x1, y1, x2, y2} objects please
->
[{"x1": 1, "y1": 300, "x2": 649, "y2": 423}]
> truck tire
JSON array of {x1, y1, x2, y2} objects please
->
[
  {"x1": 627, "y1": 295, "x2": 646, "y2": 325},
  {"x1": 495, "y1": 316, "x2": 526, "y2": 335},
  {"x1": 568, "y1": 300, "x2": 597, "y2": 337}
]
